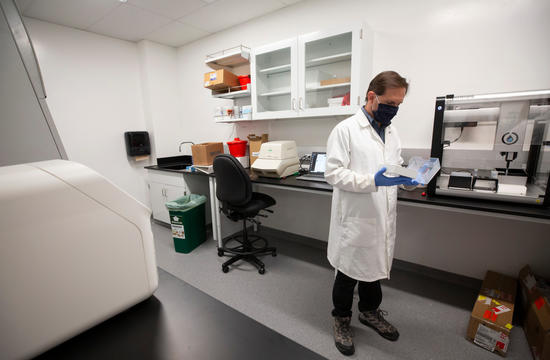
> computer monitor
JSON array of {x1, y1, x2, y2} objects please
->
[{"x1": 309, "y1": 152, "x2": 326, "y2": 174}]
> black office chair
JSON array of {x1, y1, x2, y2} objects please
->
[{"x1": 213, "y1": 154, "x2": 277, "y2": 274}]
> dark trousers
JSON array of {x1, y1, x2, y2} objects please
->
[{"x1": 332, "y1": 270, "x2": 382, "y2": 318}]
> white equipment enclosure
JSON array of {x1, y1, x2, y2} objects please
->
[{"x1": 0, "y1": 160, "x2": 158, "y2": 359}]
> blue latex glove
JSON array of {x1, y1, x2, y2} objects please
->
[{"x1": 374, "y1": 167, "x2": 418, "y2": 187}]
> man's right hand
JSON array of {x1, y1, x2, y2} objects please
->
[{"x1": 374, "y1": 167, "x2": 418, "y2": 187}]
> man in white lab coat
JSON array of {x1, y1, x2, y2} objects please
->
[{"x1": 325, "y1": 71, "x2": 417, "y2": 356}]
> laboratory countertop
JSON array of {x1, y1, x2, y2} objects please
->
[{"x1": 145, "y1": 166, "x2": 550, "y2": 220}]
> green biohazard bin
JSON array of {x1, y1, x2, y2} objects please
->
[{"x1": 165, "y1": 194, "x2": 207, "y2": 253}]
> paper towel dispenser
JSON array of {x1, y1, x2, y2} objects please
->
[{"x1": 124, "y1": 131, "x2": 151, "y2": 156}]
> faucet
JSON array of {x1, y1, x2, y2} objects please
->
[{"x1": 179, "y1": 141, "x2": 195, "y2": 153}]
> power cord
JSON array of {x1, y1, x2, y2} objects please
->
[{"x1": 443, "y1": 127, "x2": 464, "y2": 148}]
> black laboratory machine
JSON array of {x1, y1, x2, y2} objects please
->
[{"x1": 428, "y1": 90, "x2": 550, "y2": 206}]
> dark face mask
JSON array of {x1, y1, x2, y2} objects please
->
[{"x1": 373, "y1": 95, "x2": 398, "y2": 126}]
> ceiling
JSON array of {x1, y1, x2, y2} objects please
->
[{"x1": 16, "y1": 0, "x2": 303, "y2": 47}]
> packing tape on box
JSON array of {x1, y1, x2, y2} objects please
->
[
  {"x1": 523, "y1": 274, "x2": 537, "y2": 291},
  {"x1": 478, "y1": 295, "x2": 492, "y2": 305}
]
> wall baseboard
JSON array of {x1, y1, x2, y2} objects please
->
[{"x1": 257, "y1": 225, "x2": 482, "y2": 290}]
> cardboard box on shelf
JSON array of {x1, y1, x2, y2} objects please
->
[
  {"x1": 320, "y1": 76, "x2": 351, "y2": 87},
  {"x1": 519, "y1": 265, "x2": 550, "y2": 360},
  {"x1": 203, "y1": 69, "x2": 239, "y2": 91},
  {"x1": 247, "y1": 134, "x2": 268, "y2": 165},
  {"x1": 191, "y1": 142, "x2": 224, "y2": 166},
  {"x1": 466, "y1": 271, "x2": 517, "y2": 357}
]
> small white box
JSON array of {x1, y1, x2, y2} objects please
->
[
  {"x1": 328, "y1": 97, "x2": 344, "y2": 107},
  {"x1": 383, "y1": 164, "x2": 417, "y2": 179}
]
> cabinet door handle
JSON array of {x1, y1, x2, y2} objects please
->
[
  {"x1": 357, "y1": 96, "x2": 360, "y2": 105},
  {"x1": 299, "y1": 97, "x2": 304, "y2": 110},
  {"x1": 291, "y1": 98, "x2": 296, "y2": 110}
]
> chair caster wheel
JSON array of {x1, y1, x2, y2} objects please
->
[
  {"x1": 222, "y1": 266, "x2": 229, "y2": 273},
  {"x1": 272, "y1": 251, "x2": 277, "y2": 257},
  {"x1": 258, "y1": 268, "x2": 265, "y2": 275},
  {"x1": 217, "y1": 249, "x2": 224, "y2": 257}
]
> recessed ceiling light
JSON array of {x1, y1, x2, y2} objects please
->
[{"x1": 118, "y1": 0, "x2": 128, "y2": 3}]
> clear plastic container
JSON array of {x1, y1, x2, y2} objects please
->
[{"x1": 407, "y1": 157, "x2": 441, "y2": 185}]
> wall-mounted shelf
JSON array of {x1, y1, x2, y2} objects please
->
[
  {"x1": 306, "y1": 52, "x2": 352, "y2": 68},
  {"x1": 306, "y1": 82, "x2": 351, "y2": 91},
  {"x1": 258, "y1": 89, "x2": 291, "y2": 97},
  {"x1": 259, "y1": 64, "x2": 291, "y2": 75},
  {"x1": 212, "y1": 88, "x2": 250, "y2": 99},
  {"x1": 205, "y1": 45, "x2": 250, "y2": 70},
  {"x1": 214, "y1": 113, "x2": 253, "y2": 123}
]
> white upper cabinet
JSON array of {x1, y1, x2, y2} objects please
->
[
  {"x1": 298, "y1": 27, "x2": 363, "y2": 117},
  {"x1": 251, "y1": 38, "x2": 299, "y2": 120},
  {"x1": 251, "y1": 25, "x2": 370, "y2": 120}
]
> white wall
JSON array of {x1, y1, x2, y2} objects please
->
[
  {"x1": 137, "y1": 40, "x2": 183, "y2": 158},
  {"x1": 173, "y1": 0, "x2": 550, "y2": 151},
  {"x1": 170, "y1": 0, "x2": 550, "y2": 279},
  {"x1": 21, "y1": 0, "x2": 550, "y2": 279},
  {"x1": 0, "y1": 14, "x2": 62, "y2": 166},
  {"x1": 395, "y1": 204, "x2": 550, "y2": 279},
  {"x1": 25, "y1": 19, "x2": 151, "y2": 206}
]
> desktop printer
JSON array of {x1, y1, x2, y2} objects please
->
[{"x1": 251, "y1": 141, "x2": 300, "y2": 178}]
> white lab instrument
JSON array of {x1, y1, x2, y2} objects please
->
[
  {"x1": 431, "y1": 89, "x2": 550, "y2": 205},
  {"x1": 0, "y1": 160, "x2": 158, "y2": 360},
  {"x1": 251, "y1": 140, "x2": 300, "y2": 178}
]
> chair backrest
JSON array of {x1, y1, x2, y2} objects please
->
[{"x1": 213, "y1": 154, "x2": 252, "y2": 206}]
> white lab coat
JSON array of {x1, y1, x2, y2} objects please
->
[{"x1": 325, "y1": 109, "x2": 403, "y2": 282}]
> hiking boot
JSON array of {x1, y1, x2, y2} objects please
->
[
  {"x1": 358, "y1": 309, "x2": 399, "y2": 341},
  {"x1": 333, "y1": 316, "x2": 355, "y2": 356}
]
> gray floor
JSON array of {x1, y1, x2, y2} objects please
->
[
  {"x1": 152, "y1": 222, "x2": 531, "y2": 360},
  {"x1": 35, "y1": 268, "x2": 324, "y2": 360}
]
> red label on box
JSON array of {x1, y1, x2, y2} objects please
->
[
  {"x1": 483, "y1": 309, "x2": 498, "y2": 322},
  {"x1": 535, "y1": 296, "x2": 545, "y2": 309}
]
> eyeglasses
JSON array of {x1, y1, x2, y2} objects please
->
[{"x1": 376, "y1": 94, "x2": 400, "y2": 107}]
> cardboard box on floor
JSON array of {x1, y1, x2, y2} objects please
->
[
  {"x1": 466, "y1": 271, "x2": 517, "y2": 357},
  {"x1": 519, "y1": 265, "x2": 550, "y2": 360},
  {"x1": 191, "y1": 142, "x2": 224, "y2": 166},
  {"x1": 203, "y1": 69, "x2": 239, "y2": 91},
  {"x1": 247, "y1": 134, "x2": 268, "y2": 165}
]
